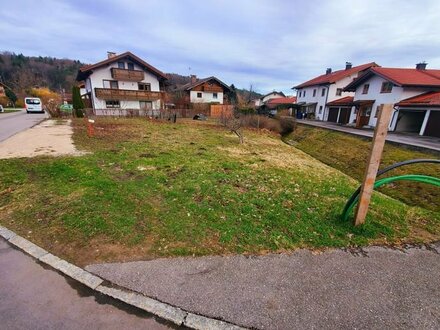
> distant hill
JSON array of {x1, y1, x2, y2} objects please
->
[
  {"x1": 0, "y1": 52, "x2": 263, "y2": 103},
  {"x1": 0, "y1": 52, "x2": 84, "y2": 97}
]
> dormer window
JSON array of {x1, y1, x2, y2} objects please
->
[
  {"x1": 117, "y1": 61, "x2": 125, "y2": 69},
  {"x1": 127, "y1": 63, "x2": 134, "y2": 70}
]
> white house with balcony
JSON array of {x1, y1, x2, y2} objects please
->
[
  {"x1": 342, "y1": 63, "x2": 440, "y2": 137},
  {"x1": 76, "y1": 51, "x2": 167, "y2": 116},
  {"x1": 179, "y1": 76, "x2": 231, "y2": 105},
  {"x1": 293, "y1": 62, "x2": 378, "y2": 120}
]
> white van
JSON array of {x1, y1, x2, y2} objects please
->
[{"x1": 24, "y1": 97, "x2": 44, "y2": 113}]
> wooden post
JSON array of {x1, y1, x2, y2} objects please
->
[
  {"x1": 87, "y1": 119, "x2": 95, "y2": 137},
  {"x1": 354, "y1": 104, "x2": 394, "y2": 226}
]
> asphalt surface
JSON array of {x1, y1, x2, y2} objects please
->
[
  {"x1": 297, "y1": 119, "x2": 440, "y2": 152},
  {"x1": 88, "y1": 244, "x2": 440, "y2": 330},
  {"x1": 0, "y1": 110, "x2": 47, "y2": 142},
  {"x1": 0, "y1": 238, "x2": 176, "y2": 330}
]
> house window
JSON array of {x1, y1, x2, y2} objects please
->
[
  {"x1": 117, "y1": 62, "x2": 125, "y2": 69},
  {"x1": 298, "y1": 91, "x2": 302, "y2": 98},
  {"x1": 127, "y1": 63, "x2": 134, "y2": 70},
  {"x1": 313, "y1": 89, "x2": 316, "y2": 97},
  {"x1": 321, "y1": 88, "x2": 326, "y2": 97},
  {"x1": 197, "y1": 92, "x2": 202, "y2": 98},
  {"x1": 362, "y1": 84, "x2": 369, "y2": 94},
  {"x1": 336, "y1": 88, "x2": 342, "y2": 96},
  {"x1": 319, "y1": 106, "x2": 323, "y2": 114},
  {"x1": 138, "y1": 83, "x2": 151, "y2": 91},
  {"x1": 380, "y1": 82, "x2": 393, "y2": 93},
  {"x1": 140, "y1": 101, "x2": 153, "y2": 110},
  {"x1": 103, "y1": 80, "x2": 119, "y2": 89},
  {"x1": 105, "y1": 100, "x2": 120, "y2": 108},
  {"x1": 213, "y1": 92, "x2": 218, "y2": 99},
  {"x1": 374, "y1": 104, "x2": 382, "y2": 118}
]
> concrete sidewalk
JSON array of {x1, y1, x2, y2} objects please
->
[
  {"x1": 297, "y1": 120, "x2": 440, "y2": 152},
  {"x1": 87, "y1": 244, "x2": 440, "y2": 330}
]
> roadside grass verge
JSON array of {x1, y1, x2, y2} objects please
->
[
  {"x1": 0, "y1": 118, "x2": 438, "y2": 266},
  {"x1": 286, "y1": 124, "x2": 440, "y2": 212}
]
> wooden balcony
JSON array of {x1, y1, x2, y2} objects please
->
[
  {"x1": 94, "y1": 88, "x2": 163, "y2": 101},
  {"x1": 111, "y1": 68, "x2": 144, "y2": 81}
]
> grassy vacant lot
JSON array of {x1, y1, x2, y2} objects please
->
[
  {"x1": 0, "y1": 118, "x2": 438, "y2": 266},
  {"x1": 286, "y1": 124, "x2": 440, "y2": 212}
]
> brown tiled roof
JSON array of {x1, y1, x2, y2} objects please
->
[
  {"x1": 326, "y1": 96, "x2": 354, "y2": 106},
  {"x1": 294, "y1": 63, "x2": 378, "y2": 89},
  {"x1": 180, "y1": 76, "x2": 231, "y2": 92},
  {"x1": 344, "y1": 67, "x2": 440, "y2": 91},
  {"x1": 76, "y1": 51, "x2": 167, "y2": 80},
  {"x1": 396, "y1": 91, "x2": 440, "y2": 107},
  {"x1": 266, "y1": 96, "x2": 297, "y2": 105}
]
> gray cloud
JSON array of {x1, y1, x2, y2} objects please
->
[{"x1": 1, "y1": 0, "x2": 440, "y2": 94}]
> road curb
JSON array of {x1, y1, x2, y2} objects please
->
[{"x1": 0, "y1": 225, "x2": 246, "y2": 329}]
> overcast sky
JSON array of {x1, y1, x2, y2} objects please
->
[{"x1": 1, "y1": 0, "x2": 440, "y2": 94}]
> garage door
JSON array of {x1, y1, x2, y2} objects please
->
[
  {"x1": 424, "y1": 111, "x2": 440, "y2": 138},
  {"x1": 338, "y1": 108, "x2": 350, "y2": 124},
  {"x1": 327, "y1": 108, "x2": 338, "y2": 123}
]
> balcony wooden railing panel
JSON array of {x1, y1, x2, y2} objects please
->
[
  {"x1": 111, "y1": 68, "x2": 145, "y2": 81},
  {"x1": 95, "y1": 88, "x2": 163, "y2": 101}
]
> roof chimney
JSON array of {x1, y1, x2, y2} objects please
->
[
  {"x1": 416, "y1": 62, "x2": 427, "y2": 70},
  {"x1": 326, "y1": 68, "x2": 332, "y2": 75},
  {"x1": 345, "y1": 62, "x2": 352, "y2": 70},
  {"x1": 190, "y1": 74, "x2": 197, "y2": 84},
  {"x1": 107, "y1": 51, "x2": 117, "y2": 59}
]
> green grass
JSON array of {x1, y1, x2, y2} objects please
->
[
  {"x1": 0, "y1": 118, "x2": 438, "y2": 265},
  {"x1": 286, "y1": 124, "x2": 440, "y2": 211}
]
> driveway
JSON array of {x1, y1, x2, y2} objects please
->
[
  {"x1": 0, "y1": 119, "x2": 84, "y2": 159},
  {"x1": 0, "y1": 238, "x2": 175, "y2": 330},
  {"x1": 0, "y1": 110, "x2": 47, "y2": 142},
  {"x1": 297, "y1": 120, "x2": 440, "y2": 152}
]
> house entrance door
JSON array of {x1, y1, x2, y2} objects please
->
[{"x1": 356, "y1": 105, "x2": 372, "y2": 128}]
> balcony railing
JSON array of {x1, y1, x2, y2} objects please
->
[
  {"x1": 111, "y1": 68, "x2": 145, "y2": 81},
  {"x1": 94, "y1": 88, "x2": 163, "y2": 101}
]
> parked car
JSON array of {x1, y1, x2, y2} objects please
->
[
  {"x1": 24, "y1": 97, "x2": 44, "y2": 113},
  {"x1": 0, "y1": 105, "x2": 4, "y2": 113}
]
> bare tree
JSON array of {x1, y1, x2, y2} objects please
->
[{"x1": 219, "y1": 108, "x2": 244, "y2": 144}]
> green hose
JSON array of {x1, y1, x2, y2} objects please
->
[{"x1": 342, "y1": 175, "x2": 440, "y2": 221}]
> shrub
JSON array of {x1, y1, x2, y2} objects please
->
[
  {"x1": 239, "y1": 115, "x2": 296, "y2": 135},
  {"x1": 72, "y1": 86, "x2": 84, "y2": 118},
  {"x1": 279, "y1": 116, "x2": 297, "y2": 135},
  {"x1": 238, "y1": 107, "x2": 255, "y2": 115}
]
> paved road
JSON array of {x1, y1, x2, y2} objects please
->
[
  {"x1": 0, "y1": 110, "x2": 47, "y2": 142},
  {"x1": 88, "y1": 244, "x2": 440, "y2": 330},
  {"x1": 0, "y1": 238, "x2": 176, "y2": 330},
  {"x1": 297, "y1": 119, "x2": 440, "y2": 152}
]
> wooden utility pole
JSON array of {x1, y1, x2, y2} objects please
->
[{"x1": 354, "y1": 104, "x2": 394, "y2": 226}]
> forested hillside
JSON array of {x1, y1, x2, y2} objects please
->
[{"x1": 0, "y1": 52, "x2": 83, "y2": 96}]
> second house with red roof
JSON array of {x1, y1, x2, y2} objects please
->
[{"x1": 294, "y1": 62, "x2": 440, "y2": 138}]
